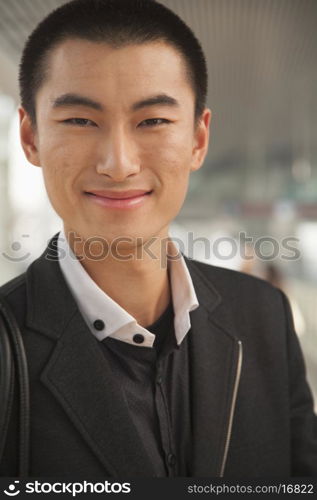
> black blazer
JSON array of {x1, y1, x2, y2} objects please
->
[{"x1": 1, "y1": 233, "x2": 317, "y2": 477}]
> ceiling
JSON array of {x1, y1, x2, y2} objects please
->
[{"x1": 0, "y1": 0, "x2": 316, "y2": 164}]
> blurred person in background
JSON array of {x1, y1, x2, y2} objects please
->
[{"x1": 240, "y1": 245, "x2": 306, "y2": 337}]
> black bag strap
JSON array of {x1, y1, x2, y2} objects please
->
[
  {"x1": 0, "y1": 293, "x2": 30, "y2": 477},
  {"x1": 0, "y1": 312, "x2": 15, "y2": 462}
]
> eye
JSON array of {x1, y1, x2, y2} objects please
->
[
  {"x1": 62, "y1": 118, "x2": 97, "y2": 127},
  {"x1": 139, "y1": 118, "x2": 171, "y2": 127}
]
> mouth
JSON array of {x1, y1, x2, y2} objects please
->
[{"x1": 84, "y1": 189, "x2": 153, "y2": 210}]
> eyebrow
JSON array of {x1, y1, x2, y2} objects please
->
[
  {"x1": 132, "y1": 94, "x2": 179, "y2": 111},
  {"x1": 50, "y1": 92, "x2": 180, "y2": 112},
  {"x1": 51, "y1": 93, "x2": 103, "y2": 111}
]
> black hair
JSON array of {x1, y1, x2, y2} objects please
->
[{"x1": 19, "y1": 0, "x2": 208, "y2": 130}]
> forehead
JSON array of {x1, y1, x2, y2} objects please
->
[{"x1": 38, "y1": 38, "x2": 193, "y2": 106}]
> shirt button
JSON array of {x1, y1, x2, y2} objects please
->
[
  {"x1": 156, "y1": 374, "x2": 163, "y2": 384},
  {"x1": 93, "y1": 319, "x2": 105, "y2": 331},
  {"x1": 167, "y1": 453, "x2": 176, "y2": 467},
  {"x1": 133, "y1": 333, "x2": 145, "y2": 344}
]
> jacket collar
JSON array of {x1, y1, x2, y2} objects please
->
[{"x1": 26, "y1": 233, "x2": 242, "y2": 477}]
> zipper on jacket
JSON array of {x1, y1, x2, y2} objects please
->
[{"x1": 219, "y1": 340, "x2": 243, "y2": 477}]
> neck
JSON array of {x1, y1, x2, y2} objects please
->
[{"x1": 63, "y1": 225, "x2": 177, "y2": 327}]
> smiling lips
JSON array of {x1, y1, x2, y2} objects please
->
[{"x1": 85, "y1": 189, "x2": 153, "y2": 209}]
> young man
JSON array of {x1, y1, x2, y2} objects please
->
[{"x1": 0, "y1": 0, "x2": 316, "y2": 478}]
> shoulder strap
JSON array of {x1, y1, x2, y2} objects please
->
[
  {"x1": 0, "y1": 310, "x2": 15, "y2": 466},
  {"x1": 0, "y1": 293, "x2": 30, "y2": 477}
]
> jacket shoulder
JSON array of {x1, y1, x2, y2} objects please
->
[
  {"x1": 0, "y1": 271, "x2": 26, "y2": 296},
  {"x1": 186, "y1": 257, "x2": 281, "y2": 299},
  {"x1": 0, "y1": 271, "x2": 28, "y2": 322}
]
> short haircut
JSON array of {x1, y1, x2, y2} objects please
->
[{"x1": 19, "y1": 0, "x2": 208, "y2": 130}]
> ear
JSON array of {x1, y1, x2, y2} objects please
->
[
  {"x1": 19, "y1": 106, "x2": 41, "y2": 167},
  {"x1": 190, "y1": 108, "x2": 212, "y2": 172}
]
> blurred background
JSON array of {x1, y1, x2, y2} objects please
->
[{"x1": 0, "y1": 0, "x2": 316, "y2": 406}]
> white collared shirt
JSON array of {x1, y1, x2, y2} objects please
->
[{"x1": 57, "y1": 228, "x2": 199, "y2": 348}]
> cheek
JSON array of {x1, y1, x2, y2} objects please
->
[
  {"x1": 39, "y1": 126, "x2": 94, "y2": 166},
  {"x1": 142, "y1": 122, "x2": 193, "y2": 155},
  {"x1": 39, "y1": 136, "x2": 92, "y2": 190},
  {"x1": 153, "y1": 154, "x2": 191, "y2": 212},
  {"x1": 145, "y1": 134, "x2": 193, "y2": 188}
]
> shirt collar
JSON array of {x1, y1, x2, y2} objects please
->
[{"x1": 58, "y1": 228, "x2": 199, "y2": 348}]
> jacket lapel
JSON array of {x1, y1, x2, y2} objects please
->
[
  {"x1": 184, "y1": 257, "x2": 243, "y2": 477},
  {"x1": 26, "y1": 233, "x2": 157, "y2": 477}
]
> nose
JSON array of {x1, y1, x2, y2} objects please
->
[{"x1": 96, "y1": 126, "x2": 141, "y2": 181}]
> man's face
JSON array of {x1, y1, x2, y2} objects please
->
[{"x1": 20, "y1": 39, "x2": 211, "y2": 247}]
